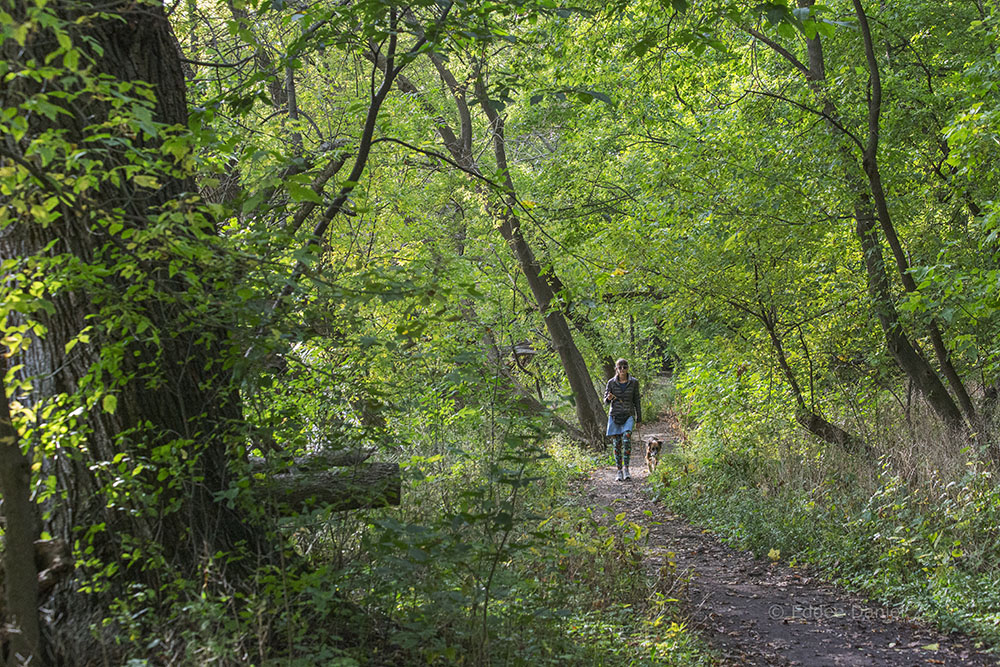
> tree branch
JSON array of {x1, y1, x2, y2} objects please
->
[
  {"x1": 744, "y1": 26, "x2": 810, "y2": 76},
  {"x1": 179, "y1": 54, "x2": 254, "y2": 68},
  {"x1": 749, "y1": 89, "x2": 865, "y2": 152}
]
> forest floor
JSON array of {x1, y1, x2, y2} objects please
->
[{"x1": 581, "y1": 418, "x2": 999, "y2": 666}]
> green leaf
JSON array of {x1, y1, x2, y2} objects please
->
[
  {"x1": 586, "y1": 90, "x2": 614, "y2": 106},
  {"x1": 102, "y1": 394, "x2": 118, "y2": 415},
  {"x1": 287, "y1": 182, "x2": 322, "y2": 203}
]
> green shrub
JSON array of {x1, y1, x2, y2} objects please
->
[{"x1": 651, "y1": 434, "x2": 1000, "y2": 646}]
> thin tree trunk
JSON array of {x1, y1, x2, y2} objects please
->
[
  {"x1": 0, "y1": 356, "x2": 41, "y2": 665},
  {"x1": 227, "y1": 1, "x2": 286, "y2": 108},
  {"x1": 285, "y1": 65, "x2": 303, "y2": 155},
  {"x1": 754, "y1": 3, "x2": 968, "y2": 430},
  {"x1": 852, "y1": 0, "x2": 976, "y2": 426},
  {"x1": 759, "y1": 306, "x2": 871, "y2": 455},
  {"x1": 797, "y1": 1, "x2": 825, "y2": 80}
]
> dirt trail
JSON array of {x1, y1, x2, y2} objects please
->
[{"x1": 584, "y1": 421, "x2": 998, "y2": 666}]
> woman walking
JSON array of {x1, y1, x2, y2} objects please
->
[{"x1": 605, "y1": 358, "x2": 641, "y2": 481}]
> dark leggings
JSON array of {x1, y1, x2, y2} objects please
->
[{"x1": 612, "y1": 431, "x2": 632, "y2": 469}]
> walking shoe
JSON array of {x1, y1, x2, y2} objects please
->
[
  {"x1": 624, "y1": 466, "x2": 631, "y2": 480},
  {"x1": 616, "y1": 469, "x2": 624, "y2": 481}
]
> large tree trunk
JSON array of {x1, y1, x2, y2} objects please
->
[
  {"x1": 1, "y1": 0, "x2": 265, "y2": 657},
  {"x1": 487, "y1": 201, "x2": 606, "y2": 442}
]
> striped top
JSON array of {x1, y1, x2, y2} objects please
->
[{"x1": 605, "y1": 376, "x2": 641, "y2": 422}]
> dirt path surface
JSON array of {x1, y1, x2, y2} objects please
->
[{"x1": 584, "y1": 422, "x2": 998, "y2": 666}]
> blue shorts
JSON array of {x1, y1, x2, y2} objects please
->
[{"x1": 606, "y1": 414, "x2": 635, "y2": 436}]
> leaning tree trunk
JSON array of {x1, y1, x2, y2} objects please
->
[
  {"x1": 770, "y1": 1, "x2": 968, "y2": 431},
  {"x1": 854, "y1": 202, "x2": 964, "y2": 427},
  {"x1": 757, "y1": 305, "x2": 871, "y2": 455},
  {"x1": 1, "y1": 0, "x2": 265, "y2": 658},
  {"x1": 375, "y1": 52, "x2": 608, "y2": 445},
  {"x1": 851, "y1": 0, "x2": 975, "y2": 428},
  {"x1": 474, "y1": 76, "x2": 607, "y2": 444},
  {"x1": 544, "y1": 270, "x2": 618, "y2": 382}
]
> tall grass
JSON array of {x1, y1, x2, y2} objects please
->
[{"x1": 652, "y1": 381, "x2": 1000, "y2": 647}]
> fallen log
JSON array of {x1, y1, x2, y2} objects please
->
[
  {"x1": 258, "y1": 461, "x2": 401, "y2": 511},
  {"x1": 248, "y1": 447, "x2": 376, "y2": 473}
]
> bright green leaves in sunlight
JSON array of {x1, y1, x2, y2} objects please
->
[
  {"x1": 528, "y1": 86, "x2": 614, "y2": 107},
  {"x1": 5, "y1": 0, "x2": 1000, "y2": 661},
  {"x1": 739, "y1": 1, "x2": 846, "y2": 41}
]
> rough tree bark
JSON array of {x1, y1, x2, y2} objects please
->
[{"x1": 1, "y1": 0, "x2": 266, "y2": 657}]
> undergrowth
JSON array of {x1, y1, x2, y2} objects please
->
[
  {"x1": 650, "y1": 386, "x2": 1000, "y2": 650},
  {"x1": 111, "y1": 422, "x2": 713, "y2": 665},
  {"x1": 320, "y1": 432, "x2": 714, "y2": 666}
]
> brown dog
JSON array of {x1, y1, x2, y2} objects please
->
[{"x1": 645, "y1": 438, "x2": 663, "y2": 474}]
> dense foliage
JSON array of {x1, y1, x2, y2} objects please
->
[{"x1": 2, "y1": 0, "x2": 1000, "y2": 663}]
